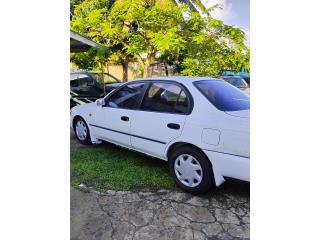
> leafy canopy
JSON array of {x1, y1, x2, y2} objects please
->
[{"x1": 70, "y1": 0, "x2": 250, "y2": 76}]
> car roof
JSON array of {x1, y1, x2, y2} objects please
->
[
  {"x1": 71, "y1": 71, "x2": 114, "y2": 75},
  {"x1": 219, "y1": 75, "x2": 244, "y2": 79},
  {"x1": 106, "y1": 83, "x2": 122, "y2": 87},
  {"x1": 70, "y1": 71, "x2": 90, "y2": 74},
  {"x1": 132, "y1": 76, "x2": 221, "y2": 84}
]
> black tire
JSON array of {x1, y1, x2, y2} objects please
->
[
  {"x1": 169, "y1": 146, "x2": 214, "y2": 194},
  {"x1": 73, "y1": 117, "x2": 92, "y2": 145}
]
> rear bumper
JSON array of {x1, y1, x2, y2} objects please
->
[{"x1": 203, "y1": 150, "x2": 250, "y2": 186}]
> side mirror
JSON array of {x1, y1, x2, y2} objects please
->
[{"x1": 96, "y1": 98, "x2": 105, "y2": 106}]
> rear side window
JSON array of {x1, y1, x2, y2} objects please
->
[
  {"x1": 174, "y1": 91, "x2": 188, "y2": 114},
  {"x1": 141, "y1": 82, "x2": 189, "y2": 114},
  {"x1": 194, "y1": 80, "x2": 249, "y2": 111}
]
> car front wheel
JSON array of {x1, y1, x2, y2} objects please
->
[
  {"x1": 169, "y1": 146, "x2": 214, "y2": 194},
  {"x1": 74, "y1": 117, "x2": 92, "y2": 145}
]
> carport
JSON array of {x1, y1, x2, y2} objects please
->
[
  {"x1": 70, "y1": 30, "x2": 98, "y2": 53},
  {"x1": 70, "y1": 30, "x2": 100, "y2": 106}
]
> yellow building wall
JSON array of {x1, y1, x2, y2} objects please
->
[
  {"x1": 104, "y1": 62, "x2": 174, "y2": 82},
  {"x1": 104, "y1": 63, "x2": 142, "y2": 82}
]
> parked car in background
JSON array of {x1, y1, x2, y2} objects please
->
[
  {"x1": 70, "y1": 77, "x2": 250, "y2": 194},
  {"x1": 70, "y1": 71, "x2": 122, "y2": 108},
  {"x1": 219, "y1": 76, "x2": 250, "y2": 95},
  {"x1": 220, "y1": 67, "x2": 250, "y2": 86}
]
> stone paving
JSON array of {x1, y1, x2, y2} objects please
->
[{"x1": 71, "y1": 183, "x2": 249, "y2": 240}]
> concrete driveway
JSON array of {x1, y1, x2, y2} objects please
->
[
  {"x1": 70, "y1": 129, "x2": 250, "y2": 240},
  {"x1": 71, "y1": 182, "x2": 249, "y2": 240}
]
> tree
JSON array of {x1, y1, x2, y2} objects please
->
[
  {"x1": 71, "y1": 0, "x2": 137, "y2": 81},
  {"x1": 176, "y1": 13, "x2": 249, "y2": 76},
  {"x1": 107, "y1": 0, "x2": 249, "y2": 77},
  {"x1": 71, "y1": 0, "x2": 121, "y2": 84},
  {"x1": 71, "y1": 0, "x2": 109, "y2": 44},
  {"x1": 104, "y1": 0, "x2": 190, "y2": 77},
  {"x1": 70, "y1": 0, "x2": 250, "y2": 79}
]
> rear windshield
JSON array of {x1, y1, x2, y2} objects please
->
[{"x1": 194, "y1": 80, "x2": 250, "y2": 111}]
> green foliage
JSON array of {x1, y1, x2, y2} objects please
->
[
  {"x1": 71, "y1": 144, "x2": 176, "y2": 191},
  {"x1": 70, "y1": 46, "x2": 110, "y2": 71},
  {"x1": 177, "y1": 13, "x2": 249, "y2": 76},
  {"x1": 71, "y1": 0, "x2": 108, "y2": 43},
  {"x1": 71, "y1": 0, "x2": 113, "y2": 73},
  {"x1": 70, "y1": 51, "x2": 97, "y2": 70},
  {"x1": 70, "y1": 0, "x2": 250, "y2": 77}
]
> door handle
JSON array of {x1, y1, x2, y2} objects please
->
[
  {"x1": 121, "y1": 116, "x2": 129, "y2": 121},
  {"x1": 167, "y1": 123, "x2": 180, "y2": 130}
]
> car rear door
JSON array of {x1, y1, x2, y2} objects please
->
[
  {"x1": 130, "y1": 81, "x2": 191, "y2": 159},
  {"x1": 89, "y1": 82, "x2": 147, "y2": 148}
]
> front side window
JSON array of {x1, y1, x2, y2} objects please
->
[
  {"x1": 106, "y1": 83, "x2": 145, "y2": 109},
  {"x1": 141, "y1": 82, "x2": 189, "y2": 114},
  {"x1": 194, "y1": 80, "x2": 250, "y2": 111}
]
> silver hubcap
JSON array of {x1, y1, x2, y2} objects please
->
[
  {"x1": 174, "y1": 154, "x2": 203, "y2": 187},
  {"x1": 75, "y1": 120, "x2": 87, "y2": 141}
]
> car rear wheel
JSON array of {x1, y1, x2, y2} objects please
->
[
  {"x1": 169, "y1": 146, "x2": 214, "y2": 194},
  {"x1": 74, "y1": 117, "x2": 92, "y2": 145}
]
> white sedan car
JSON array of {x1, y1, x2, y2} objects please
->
[{"x1": 70, "y1": 76, "x2": 250, "y2": 194}]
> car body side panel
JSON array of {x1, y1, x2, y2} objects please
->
[
  {"x1": 130, "y1": 111, "x2": 187, "y2": 159},
  {"x1": 204, "y1": 150, "x2": 250, "y2": 183},
  {"x1": 89, "y1": 107, "x2": 133, "y2": 147}
]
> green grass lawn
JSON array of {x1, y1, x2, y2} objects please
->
[{"x1": 71, "y1": 142, "x2": 177, "y2": 192}]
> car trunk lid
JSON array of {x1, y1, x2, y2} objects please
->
[{"x1": 225, "y1": 109, "x2": 250, "y2": 119}]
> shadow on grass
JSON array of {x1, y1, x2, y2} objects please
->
[{"x1": 96, "y1": 141, "x2": 169, "y2": 168}]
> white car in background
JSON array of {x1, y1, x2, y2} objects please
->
[
  {"x1": 219, "y1": 76, "x2": 250, "y2": 95},
  {"x1": 71, "y1": 77, "x2": 250, "y2": 194}
]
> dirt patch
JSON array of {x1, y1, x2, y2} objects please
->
[{"x1": 70, "y1": 128, "x2": 85, "y2": 151}]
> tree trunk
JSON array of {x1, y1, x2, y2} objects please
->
[
  {"x1": 122, "y1": 56, "x2": 129, "y2": 82},
  {"x1": 164, "y1": 63, "x2": 169, "y2": 76},
  {"x1": 143, "y1": 52, "x2": 152, "y2": 78},
  {"x1": 100, "y1": 62, "x2": 106, "y2": 96}
]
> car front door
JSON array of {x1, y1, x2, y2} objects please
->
[
  {"x1": 130, "y1": 81, "x2": 191, "y2": 159},
  {"x1": 89, "y1": 82, "x2": 147, "y2": 148}
]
